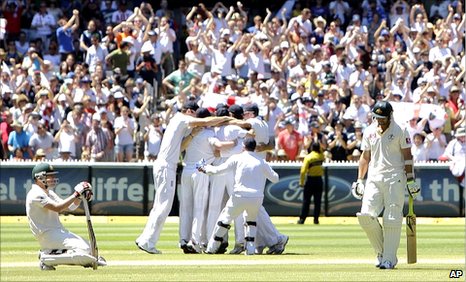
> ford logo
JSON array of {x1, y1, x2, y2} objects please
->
[{"x1": 265, "y1": 176, "x2": 353, "y2": 208}]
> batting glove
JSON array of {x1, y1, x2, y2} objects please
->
[
  {"x1": 407, "y1": 178, "x2": 420, "y2": 199},
  {"x1": 82, "y1": 190, "x2": 94, "y2": 201},
  {"x1": 73, "y1": 181, "x2": 92, "y2": 198},
  {"x1": 351, "y1": 179, "x2": 365, "y2": 200}
]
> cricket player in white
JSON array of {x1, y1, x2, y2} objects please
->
[
  {"x1": 206, "y1": 105, "x2": 251, "y2": 254},
  {"x1": 26, "y1": 163, "x2": 105, "y2": 270},
  {"x1": 233, "y1": 104, "x2": 289, "y2": 254},
  {"x1": 352, "y1": 101, "x2": 420, "y2": 269},
  {"x1": 201, "y1": 138, "x2": 279, "y2": 255},
  {"x1": 179, "y1": 108, "x2": 237, "y2": 253},
  {"x1": 136, "y1": 101, "x2": 232, "y2": 254}
]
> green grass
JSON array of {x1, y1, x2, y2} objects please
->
[{"x1": 1, "y1": 216, "x2": 464, "y2": 281}]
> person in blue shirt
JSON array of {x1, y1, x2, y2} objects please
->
[
  {"x1": 56, "y1": 10, "x2": 80, "y2": 61},
  {"x1": 8, "y1": 121, "x2": 32, "y2": 159}
]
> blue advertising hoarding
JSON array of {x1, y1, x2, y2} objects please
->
[{"x1": 0, "y1": 162, "x2": 463, "y2": 217}]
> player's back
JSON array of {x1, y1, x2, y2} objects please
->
[{"x1": 232, "y1": 151, "x2": 278, "y2": 197}]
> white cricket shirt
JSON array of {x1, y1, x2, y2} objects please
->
[
  {"x1": 156, "y1": 112, "x2": 192, "y2": 166},
  {"x1": 184, "y1": 128, "x2": 218, "y2": 167},
  {"x1": 26, "y1": 184, "x2": 65, "y2": 237},
  {"x1": 361, "y1": 119, "x2": 412, "y2": 175}
]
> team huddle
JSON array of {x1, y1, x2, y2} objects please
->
[{"x1": 26, "y1": 100, "x2": 419, "y2": 270}]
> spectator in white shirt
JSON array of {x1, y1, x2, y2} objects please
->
[
  {"x1": 157, "y1": 16, "x2": 177, "y2": 79},
  {"x1": 113, "y1": 106, "x2": 135, "y2": 162},
  {"x1": 85, "y1": 34, "x2": 108, "y2": 74},
  {"x1": 288, "y1": 8, "x2": 313, "y2": 37},
  {"x1": 31, "y1": 2, "x2": 56, "y2": 50}
]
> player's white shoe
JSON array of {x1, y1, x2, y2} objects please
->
[
  {"x1": 135, "y1": 241, "x2": 162, "y2": 254},
  {"x1": 379, "y1": 258, "x2": 397, "y2": 270},
  {"x1": 229, "y1": 244, "x2": 244, "y2": 254},
  {"x1": 205, "y1": 240, "x2": 221, "y2": 254},
  {"x1": 39, "y1": 262, "x2": 56, "y2": 271},
  {"x1": 375, "y1": 254, "x2": 383, "y2": 268},
  {"x1": 97, "y1": 256, "x2": 107, "y2": 266}
]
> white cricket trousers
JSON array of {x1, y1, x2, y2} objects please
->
[
  {"x1": 137, "y1": 161, "x2": 177, "y2": 249},
  {"x1": 213, "y1": 195, "x2": 263, "y2": 239},
  {"x1": 37, "y1": 228, "x2": 90, "y2": 252},
  {"x1": 179, "y1": 167, "x2": 209, "y2": 245},
  {"x1": 206, "y1": 159, "x2": 245, "y2": 244},
  {"x1": 362, "y1": 172, "x2": 405, "y2": 263}
]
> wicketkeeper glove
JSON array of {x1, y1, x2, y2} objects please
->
[
  {"x1": 351, "y1": 179, "x2": 365, "y2": 200},
  {"x1": 406, "y1": 178, "x2": 420, "y2": 199},
  {"x1": 196, "y1": 158, "x2": 207, "y2": 173},
  {"x1": 73, "y1": 181, "x2": 93, "y2": 198}
]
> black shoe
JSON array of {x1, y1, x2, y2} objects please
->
[
  {"x1": 297, "y1": 219, "x2": 305, "y2": 224},
  {"x1": 217, "y1": 242, "x2": 228, "y2": 254},
  {"x1": 181, "y1": 244, "x2": 197, "y2": 254},
  {"x1": 313, "y1": 219, "x2": 319, "y2": 224}
]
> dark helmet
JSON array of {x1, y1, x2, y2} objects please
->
[
  {"x1": 32, "y1": 163, "x2": 59, "y2": 187},
  {"x1": 372, "y1": 101, "x2": 393, "y2": 118}
]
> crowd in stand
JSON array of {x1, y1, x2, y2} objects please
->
[{"x1": 0, "y1": 0, "x2": 465, "y2": 162}]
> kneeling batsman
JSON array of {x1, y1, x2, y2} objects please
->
[{"x1": 26, "y1": 163, "x2": 106, "y2": 270}]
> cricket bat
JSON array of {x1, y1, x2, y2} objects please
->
[
  {"x1": 406, "y1": 195, "x2": 417, "y2": 264},
  {"x1": 82, "y1": 199, "x2": 99, "y2": 270}
]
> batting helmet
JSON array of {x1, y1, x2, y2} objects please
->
[
  {"x1": 372, "y1": 101, "x2": 393, "y2": 118},
  {"x1": 32, "y1": 163, "x2": 59, "y2": 188}
]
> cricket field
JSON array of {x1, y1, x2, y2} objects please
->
[{"x1": 1, "y1": 216, "x2": 464, "y2": 281}]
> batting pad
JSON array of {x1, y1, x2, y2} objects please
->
[
  {"x1": 40, "y1": 250, "x2": 96, "y2": 267},
  {"x1": 382, "y1": 204, "x2": 403, "y2": 264},
  {"x1": 357, "y1": 213, "x2": 383, "y2": 255}
]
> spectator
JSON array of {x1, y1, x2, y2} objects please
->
[
  {"x1": 32, "y1": 148, "x2": 46, "y2": 161},
  {"x1": 54, "y1": 120, "x2": 78, "y2": 159},
  {"x1": 7, "y1": 120, "x2": 32, "y2": 159},
  {"x1": 135, "y1": 44, "x2": 157, "y2": 84},
  {"x1": 85, "y1": 113, "x2": 113, "y2": 162},
  {"x1": 277, "y1": 119, "x2": 302, "y2": 161},
  {"x1": 113, "y1": 105, "x2": 135, "y2": 162},
  {"x1": 15, "y1": 32, "x2": 29, "y2": 56},
  {"x1": 111, "y1": 0, "x2": 133, "y2": 25},
  {"x1": 156, "y1": 16, "x2": 177, "y2": 80},
  {"x1": 411, "y1": 133, "x2": 428, "y2": 162},
  {"x1": 425, "y1": 125, "x2": 447, "y2": 161},
  {"x1": 30, "y1": 1, "x2": 56, "y2": 50},
  {"x1": 2, "y1": 1, "x2": 26, "y2": 41},
  {"x1": 288, "y1": 8, "x2": 313, "y2": 37},
  {"x1": 0, "y1": 111, "x2": 14, "y2": 159},
  {"x1": 28, "y1": 123, "x2": 54, "y2": 160},
  {"x1": 347, "y1": 121, "x2": 363, "y2": 155},
  {"x1": 327, "y1": 120, "x2": 348, "y2": 161},
  {"x1": 441, "y1": 127, "x2": 466, "y2": 187},
  {"x1": 105, "y1": 41, "x2": 131, "y2": 77},
  {"x1": 85, "y1": 34, "x2": 108, "y2": 75},
  {"x1": 162, "y1": 60, "x2": 194, "y2": 97},
  {"x1": 56, "y1": 10, "x2": 80, "y2": 61},
  {"x1": 144, "y1": 113, "x2": 164, "y2": 161},
  {"x1": 329, "y1": 0, "x2": 351, "y2": 27}
]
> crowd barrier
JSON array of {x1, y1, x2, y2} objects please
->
[{"x1": 0, "y1": 161, "x2": 464, "y2": 217}]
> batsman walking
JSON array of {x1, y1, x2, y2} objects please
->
[{"x1": 351, "y1": 101, "x2": 420, "y2": 269}]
